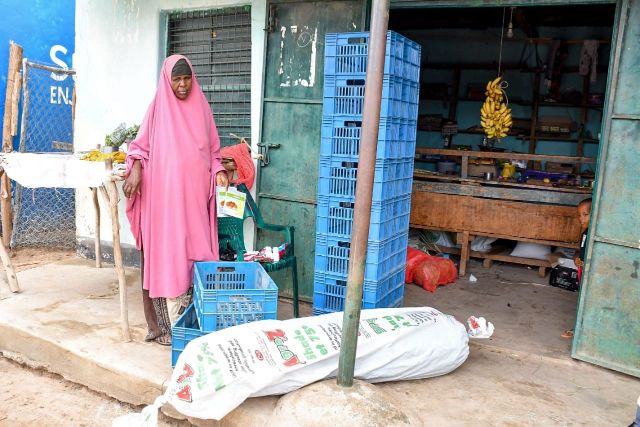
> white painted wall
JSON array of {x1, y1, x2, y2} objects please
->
[{"x1": 74, "y1": 0, "x2": 266, "y2": 249}]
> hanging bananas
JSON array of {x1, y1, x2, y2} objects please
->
[{"x1": 480, "y1": 77, "x2": 512, "y2": 140}]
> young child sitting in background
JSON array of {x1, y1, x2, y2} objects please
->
[
  {"x1": 574, "y1": 198, "x2": 592, "y2": 280},
  {"x1": 562, "y1": 197, "x2": 592, "y2": 339}
]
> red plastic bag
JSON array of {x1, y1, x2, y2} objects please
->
[
  {"x1": 405, "y1": 247, "x2": 430, "y2": 283},
  {"x1": 414, "y1": 261, "x2": 441, "y2": 292},
  {"x1": 405, "y1": 247, "x2": 458, "y2": 293}
]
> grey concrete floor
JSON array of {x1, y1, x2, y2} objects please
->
[
  {"x1": 402, "y1": 259, "x2": 578, "y2": 360},
  {"x1": 0, "y1": 257, "x2": 638, "y2": 426}
]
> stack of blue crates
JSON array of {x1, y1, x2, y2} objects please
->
[{"x1": 313, "y1": 31, "x2": 421, "y2": 315}]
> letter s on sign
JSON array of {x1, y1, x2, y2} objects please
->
[{"x1": 50, "y1": 45, "x2": 69, "y2": 82}]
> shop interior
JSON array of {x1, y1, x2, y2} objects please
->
[{"x1": 389, "y1": 4, "x2": 616, "y2": 356}]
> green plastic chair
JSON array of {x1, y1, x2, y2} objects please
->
[{"x1": 217, "y1": 183, "x2": 299, "y2": 317}]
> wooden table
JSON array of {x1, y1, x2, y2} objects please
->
[
  {"x1": 0, "y1": 155, "x2": 131, "y2": 342},
  {"x1": 411, "y1": 149, "x2": 593, "y2": 277}
]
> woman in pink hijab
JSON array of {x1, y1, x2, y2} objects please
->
[{"x1": 124, "y1": 55, "x2": 228, "y2": 345}]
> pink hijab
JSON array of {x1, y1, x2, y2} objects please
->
[{"x1": 125, "y1": 55, "x2": 225, "y2": 298}]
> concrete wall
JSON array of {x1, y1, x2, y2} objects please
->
[{"x1": 74, "y1": 0, "x2": 266, "y2": 253}]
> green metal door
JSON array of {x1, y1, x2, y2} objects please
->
[
  {"x1": 258, "y1": 1, "x2": 364, "y2": 300},
  {"x1": 573, "y1": 0, "x2": 640, "y2": 377}
]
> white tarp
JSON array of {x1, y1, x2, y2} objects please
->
[
  {"x1": 114, "y1": 307, "x2": 469, "y2": 426},
  {"x1": 0, "y1": 153, "x2": 109, "y2": 188}
]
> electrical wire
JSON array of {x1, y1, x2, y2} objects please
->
[{"x1": 498, "y1": 7, "x2": 506, "y2": 76}]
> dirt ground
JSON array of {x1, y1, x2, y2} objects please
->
[
  {"x1": 8, "y1": 247, "x2": 76, "y2": 272},
  {"x1": 0, "y1": 247, "x2": 188, "y2": 426},
  {"x1": 0, "y1": 357, "x2": 190, "y2": 427}
]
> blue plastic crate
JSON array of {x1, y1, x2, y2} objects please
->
[
  {"x1": 322, "y1": 75, "x2": 419, "y2": 119},
  {"x1": 193, "y1": 261, "x2": 278, "y2": 332},
  {"x1": 317, "y1": 158, "x2": 414, "y2": 201},
  {"x1": 313, "y1": 270, "x2": 406, "y2": 313},
  {"x1": 316, "y1": 195, "x2": 411, "y2": 241},
  {"x1": 314, "y1": 268, "x2": 405, "y2": 306},
  {"x1": 324, "y1": 31, "x2": 421, "y2": 83},
  {"x1": 314, "y1": 232, "x2": 408, "y2": 281},
  {"x1": 320, "y1": 117, "x2": 417, "y2": 162},
  {"x1": 171, "y1": 303, "x2": 206, "y2": 367}
]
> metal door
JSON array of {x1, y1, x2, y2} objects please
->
[
  {"x1": 573, "y1": 0, "x2": 640, "y2": 377},
  {"x1": 258, "y1": 1, "x2": 364, "y2": 300}
]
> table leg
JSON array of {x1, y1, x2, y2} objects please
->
[
  {"x1": 0, "y1": 240, "x2": 19, "y2": 293},
  {"x1": 538, "y1": 266, "x2": 547, "y2": 278},
  {"x1": 459, "y1": 231, "x2": 470, "y2": 277},
  {"x1": 104, "y1": 181, "x2": 131, "y2": 342},
  {"x1": 92, "y1": 188, "x2": 102, "y2": 268}
]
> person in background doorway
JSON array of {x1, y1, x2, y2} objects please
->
[
  {"x1": 574, "y1": 198, "x2": 592, "y2": 281},
  {"x1": 123, "y1": 55, "x2": 228, "y2": 345},
  {"x1": 562, "y1": 197, "x2": 592, "y2": 339}
]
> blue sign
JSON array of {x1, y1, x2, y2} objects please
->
[{"x1": 0, "y1": 1, "x2": 75, "y2": 141}]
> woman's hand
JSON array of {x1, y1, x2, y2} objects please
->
[
  {"x1": 123, "y1": 160, "x2": 142, "y2": 199},
  {"x1": 216, "y1": 170, "x2": 229, "y2": 188}
]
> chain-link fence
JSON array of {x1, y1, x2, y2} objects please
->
[{"x1": 11, "y1": 60, "x2": 76, "y2": 248}]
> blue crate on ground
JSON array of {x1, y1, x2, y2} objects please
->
[
  {"x1": 171, "y1": 303, "x2": 206, "y2": 367},
  {"x1": 324, "y1": 31, "x2": 421, "y2": 82},
  {"x1": 316, "y1": 195, "x2": 411, "y2": 241},
  {"x1": 322, "y1": 75, "x2": 419, "y2": 120},
  {"x1": 193, "y1": 261, "x2": 278, "y2": 333},
  {"x1": 317, "y1": 158, "x2": 414, "y2": 201},
  {"x1": 314, "y1": 232, "x2": 409, "y2": 281},
  {"x1": 320, "y1": 117, "x2": 417, "y2": 162},
  {"x1": 313, "y1": 270, "x2": 406, "y2": 313}
]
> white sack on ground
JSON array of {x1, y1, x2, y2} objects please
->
[{"x1": 113, "y1": 307, "x2": 469, "y2": 426}]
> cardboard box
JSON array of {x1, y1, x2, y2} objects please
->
[
  {"x1": 468, "y1": 163, "x2": 497, "y2": 178},
  {"x1": 537, "y1": 116, "x2": 576, "y2": 134}
]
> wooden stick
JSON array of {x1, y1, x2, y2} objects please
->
[
  {"x1": 10, "y1": 70, "x2": 20, "y2": 136},
  {"x1": 1, "y1": 42, "x2": 22, "y2": 248},
  {"x1": 105, "y1": 180, "x2": 131, "y2": 342},
  {"x1": 92, "y1": 188, "x2": 102, "y2": 268},
  {"x1": 459, "y1": 231, "x2": 470, "y2": 277},
  {"x1": 2, "y1": 42, "x2": 22, "y2": 150},
  {"x1": 0, "y1": 240, "x2": 19, "y2": 293}
]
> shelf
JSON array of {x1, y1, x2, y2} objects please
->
[
  {"x1": 423, "y1": 96, "x2": 603, "y2": 110},
  {"x1": 414, "y1": 148, "x2": 596, "y2": 164},
  {"x1": 417, "y1": 127, "x2": 599, "y2": 144},
  {"x1": 422, "y1": 63, "x2": 608, "y2": 74}
]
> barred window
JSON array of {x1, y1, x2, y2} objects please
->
[{"x1": 168, "y1": 6, "x2": 251, "y2": 147}]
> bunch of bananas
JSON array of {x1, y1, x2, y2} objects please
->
[
  {"x1": 81, "y1": 150, "x2": 127, "y2": 164},
  {"x1": 480, "y1": 77, "x2": 512, "y2": 139}
]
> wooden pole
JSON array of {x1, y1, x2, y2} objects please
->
[
  {"x1": 92, "y1": 188, "x2": 102, "y2": 268},
  {"x1": 106, "y1": 179, "x2": 131, "y2": 341},
  {"x1": 337, "y1": 0, "x2": 389, "y2": 388},
  {"x1": 10, "y1": 71, "x2": 21, "y2": 136},
  {"x1": 102, "y1": 158, "x2": 130, "y2": 341},
  {"x1": 0, "y1": 232, "x2": 19, "y2": 293},
  {"x1": 1, "y1": 41, "x2": 23, "y2": 247}
]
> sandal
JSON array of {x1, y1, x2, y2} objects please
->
[
  {"x1": 154, "y1": 333, "x2": 172, "y2": 346},
  {"x1": 561, "y1": 329, "x2": 574, "y2": 338},
  {"x1": 144, "y1": 330, "x2": 161, "y2": 342}
]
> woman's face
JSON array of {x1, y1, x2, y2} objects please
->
[{"x1": 171, "y1": 74, "x2": 192, "y2": 100}]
